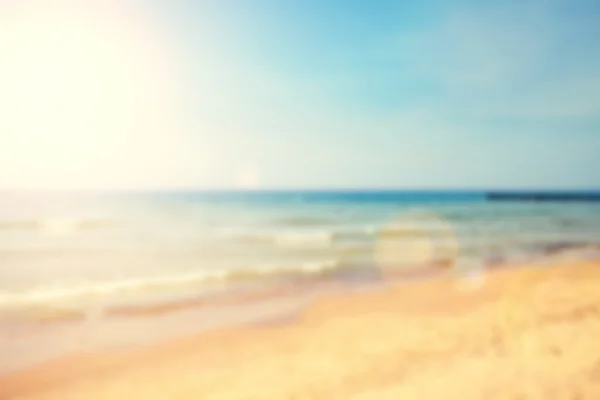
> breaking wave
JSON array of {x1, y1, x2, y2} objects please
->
[
  {"x1": 0, "y1": 258, "x2": 347, "y2": 309},
  {"x1": 214, "y1": 225, "x2": 380, "y2": 248},
  {"x1": 0, "y1": 218, "x2": 118, "y2": 233}
]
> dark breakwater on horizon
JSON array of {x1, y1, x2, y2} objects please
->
[{"x1": 486, "y1": 191, "x2": 600, "y2": 202}]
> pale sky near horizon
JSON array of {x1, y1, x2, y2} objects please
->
[{"x1": 0, "y1": 0, "x2": 599, "y2": 190}]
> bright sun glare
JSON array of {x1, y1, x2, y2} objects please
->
[{"x1": 0, "y1": 2, "x2": 184, "y2": 190}]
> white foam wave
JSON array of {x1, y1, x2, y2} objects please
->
[
  {"x1": 274, "y1": 232, "x2": 334, "y2": 247},
  {"x1": 214, "y1": 228, "x2": 336, "y2": 248},
  {"x1": 0, "y1": 217, "x2": 117, "y2": 234},
  {"x1": 0, "y1": 271, "x2": 228, "y2": 308},
  {"x1": 0, "y1": 259, "x2": 343, "y2": 308}
]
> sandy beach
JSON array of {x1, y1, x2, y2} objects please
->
[{"x1": 1, "y1": 259, "x2": 600, "y2": 399}]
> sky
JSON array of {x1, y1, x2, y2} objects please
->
[{"x1": 0, "y1": 0, "x2": 599, "y2": 190}]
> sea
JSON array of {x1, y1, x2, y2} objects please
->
[{"x1": 1, "y1": 190, "x2": 600, "y2": 313}]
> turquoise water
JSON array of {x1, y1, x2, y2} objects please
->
[{"x1": 0, "y1": 190, "x2": 599, "y2": 308}]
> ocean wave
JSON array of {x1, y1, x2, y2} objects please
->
[
  {"x1": 2, "y1": 242, "x2": 597, "y2": 309},
  {"x1": 0, "y1": 259, "x2": 346, "y2": 308},
  {"x1": 0, "y1": 218, "x2": 117, "y2": 233},
  {"x1": 215, "y1": 223, "x2": 462, "y2": 249},
  {"x1": 274, "y1": 232, "x2": 335, "y2": 247},
  {"x1": 213, "y1": 223, "x2": 384, "y2": 248},
  {"x1": 272, "y1": 216, "x2": 339, "y2": 226},
  {"x1": 214, "y1": 228, "x2": 337, "y2": 248}
]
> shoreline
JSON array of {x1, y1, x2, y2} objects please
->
[
  {"x1": 1, "y1": 256, "x2": 600, "y2": 398},
  {"x1": 0, "y1": 278, "x2": 343, "y2": 375},
  {"x1": 1, "y1": 242, "x2": 596, "y2": 326}
]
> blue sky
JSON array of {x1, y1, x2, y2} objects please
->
[
  {"x1": 151, "y1": 0, "x2": 600, "y2": 189},
  {"x1": 0, "y1": 0, "x2": 598, "y2": 189}
]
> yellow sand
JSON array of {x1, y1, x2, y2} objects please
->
[{"x1": 1, "y1": 261, "x2": 600, "y2": 399}]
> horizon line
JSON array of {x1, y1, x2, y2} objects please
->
[{"x1": 2, "y1": 187, "x2": 600, "y2": 193}]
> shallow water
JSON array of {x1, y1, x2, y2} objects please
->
[{"x1": 1, "y1": 190, "x2": 599, "y2": 310}]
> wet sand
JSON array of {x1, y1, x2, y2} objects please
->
[{"x1": 1, "y1": 260, "x2": 600, "y2": 399}]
